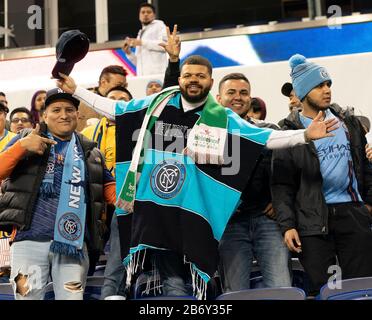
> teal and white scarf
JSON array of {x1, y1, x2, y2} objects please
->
[
  {"x1": 49, "y1": 133, "x2": 87, "y2": 259},
  {"x1": 116, "y1": 89, "x2": 228, "y2": 213}
]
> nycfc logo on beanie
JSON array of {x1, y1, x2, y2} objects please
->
[{"x1": 289, "y1": 54, "x2": 332, "y2": 101}]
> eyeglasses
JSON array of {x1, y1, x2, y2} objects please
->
[{"x1": 11, "y1": 118, "x2": 31, "y2": 124}]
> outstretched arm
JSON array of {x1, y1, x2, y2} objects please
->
[
  {"x1": 56, "y1": 73, "x2": 119, "y2": 121},
  {"x1": 266, "y1": 111, "x2": 338, "y2": 149}
]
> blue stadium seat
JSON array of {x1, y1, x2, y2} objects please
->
[
  {"x1": 248, "y1": 258, "x2": 310, "y2": 292},
  {"x1": 319, "y1": 277, "x2": 372, "y2": 300},
  {"x1": 216, "y1": 287, "x2": 306, "y2": 300},
  {"x1": 291, "y1": 258, "x2": 310, "y2": 295},
  {"x1": 0, "y1": 283, "x2": 14, "y2": 300}
]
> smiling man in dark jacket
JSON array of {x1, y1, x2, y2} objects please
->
[
  {"x1": 0, "y1": 89, "x2": 116, "y2": 300},
  {"x1": 271, "y1": 54, "x2": 372, "y2": 295}
]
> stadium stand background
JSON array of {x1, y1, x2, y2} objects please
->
[{"x1": 1, "y1": 0, "x2": 372, "y2": 123}]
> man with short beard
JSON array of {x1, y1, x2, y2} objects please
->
[
  {"x1": 122, "y1": 2, "x2": 167, "y2": 76},
  {"x1": 0, "y1": 89, "x2": 116, "y2": 300},
  {"x1": 57, "y1": 54, "x2": 336, "y2": 299},
  {"x1": 271, "y1": 54, "x2": 372, "y2": 296}
]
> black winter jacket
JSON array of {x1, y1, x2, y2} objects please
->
[
  {"x1": 0, "y1": 126, "x2": 108, "y2": 252},
  {"x1": 271, "y1": 105, "x2": 372, "y2": 236},
  {"x1": 238, "y1": 122, "x2": 279, "y2": 217}
]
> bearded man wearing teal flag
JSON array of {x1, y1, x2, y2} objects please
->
[{"x1": 57, "y1": 52, "x2": 337, "y2": 299}]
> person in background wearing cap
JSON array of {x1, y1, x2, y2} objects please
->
[
  {"x1": 271, "y1": 54, "x2": 372, "y2": 296},
  {"x1": 122, "y1": 2, "x2": 168, "y2": 76},
  {"x1": 9, "y1": 107, "x2": 34, "y2": 134},
  {"x1": 0, "y1": 102, "x2": 15, "y2": 152},
  {"x1": 278, "y1": 82, "x2": 303, "y2": 128},
  {"x1": 281, "y1": 82, "x2": 302, "y2": 113},
  {"x1": 216, "y1": 73, "x2": 291, "y2": 293},
  {"x1": 0, "y1": 89, "x2": 116, "y2": 300},
  {"x1": 146, "y1": 79, "x2": 163, "y2": 96}
]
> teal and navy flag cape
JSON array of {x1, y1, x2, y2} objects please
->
[{"x1": 114, "y1": 88, "x2": 272, "y2": 297}]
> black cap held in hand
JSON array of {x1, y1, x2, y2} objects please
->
[{"x1": 51, "y1": 30, "x2": 90, "y2": 79}]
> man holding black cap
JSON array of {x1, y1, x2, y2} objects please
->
[
  {"x1": 0, "y1": 88, "x2": 116, "y2": 300},
  {"x1": 272, "y1": 54, "x2": 372, "y2": 295}
]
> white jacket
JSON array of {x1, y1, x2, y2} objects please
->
[{"x1": 126, "y1": 19, "x2": 168, "y2": 76}]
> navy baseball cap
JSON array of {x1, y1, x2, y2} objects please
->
[
  {"x1": 51, "y1": 30, "x2": 90, "y2": 79},
  {"x1": 281, "y1": 82, "x2": 293, "y2": 97},
  {"x1": 44, "y1": 88, "x2": 80, "y2": 109}
]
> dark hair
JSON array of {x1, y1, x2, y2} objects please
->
[
  {"x1": 106, "y1": 86, "x2": 133, "y2": 100},
  {"x1": 10, "y1": 107, "x2": 34, "y2": 123},
  {"x1": 0, "y1": 92, "x2": 5, "y2": 97},
  {"x1": 139, "y1": 2, "x2": 156, "y2": 13},
  {"x1": 30, "y1": 90, "x2": 46, "y2": 124},
  {"x1": 181, "y1": 55, "x2": 213, "y2": 76},
  {"x1": 0, "y1": 102, "x2": 9, "y2": 113},
  {"x1": 218, "y1": 73, "x2": 250, "y2": 92},
  {"x1": 250, "y1": 97, "x2": 267, "y2": 121},
  {"x1": 99, "y1": 65, "x2": 128, "y2": 83}
]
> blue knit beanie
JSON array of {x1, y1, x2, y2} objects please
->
[{"x1": 289, "y1": 54, "x2": 332, "y2": 101}]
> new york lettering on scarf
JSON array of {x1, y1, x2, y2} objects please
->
[{"x1": 48, "y1": 133, "x2": 87, "y2": 258}]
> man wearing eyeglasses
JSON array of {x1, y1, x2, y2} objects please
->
[
  {"x1": 0, "y1": 102, "x2": 15, "y2": 152},
  {"x1": 9, "y1": 107, "x2": 34, "y2": 134}
]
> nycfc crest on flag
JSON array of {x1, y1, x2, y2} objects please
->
[{"x1": 150, "y1": 159, "x2": 186, "y2": 199}]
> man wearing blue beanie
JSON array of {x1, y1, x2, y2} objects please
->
[{"x1": 271, "y1": 54, "x2": 372, "y2": 296}]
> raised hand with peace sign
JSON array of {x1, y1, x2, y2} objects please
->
[{"x1": 159, "y1": 25, "x2": 181, "y2": 62}]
